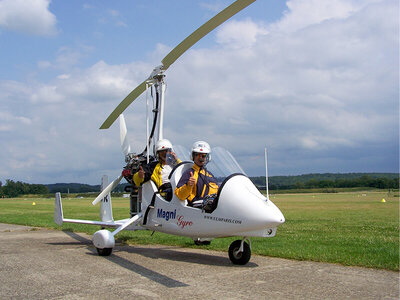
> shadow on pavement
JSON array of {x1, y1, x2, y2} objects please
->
[{"x1": 52, "y1": 230, "x2": 257, "y2": 288}]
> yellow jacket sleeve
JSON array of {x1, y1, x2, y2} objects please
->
[
  {"x1": 174, "y1": 166, "x2": 198, "y2": 202},
  {"x1": 133, "y1": 172, "x2": 144, "y2": 187},
  {"x1": 175, "y1": 183, "x2": 194, "y2": 201}
]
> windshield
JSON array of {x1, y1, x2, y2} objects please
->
[
  {"x1": 172, "y1": 144, "x2": 190, "y2": 162},
  {"x1": 208, "y1": 147, "x2": 246, "y2": 178},
  {"x1": 172, "y1": 145, "x2": 246, "y2": 180}
]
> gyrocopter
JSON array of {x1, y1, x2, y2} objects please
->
[{"x1": 54, "y1": 0, "x2": 285, "y2": 265}]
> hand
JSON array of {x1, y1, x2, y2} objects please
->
[
  {"x1": 122, "y1": 169, "x2": 131, "y2": 177},
  {"x1": 187, "y1": 172, "x2": 195, "y2": 186},
  {"x1": 138, "y1": 166, "x2": 145, "y2": 179},
  {"x1": 170, "y1": 151, "x2": 178, "y2": 160}
]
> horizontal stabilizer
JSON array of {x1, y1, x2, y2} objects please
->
[
  {"x1": 60, "y1": 216, "x2": 141, "y2": 228},
  {"x1": 54, "y1": 193, "x2": 133, "y2": 228},
  {"x1": 61, "y1": 218, "x2": 120, "y2": 228}
]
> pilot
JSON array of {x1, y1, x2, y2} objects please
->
[
  {"x1": 126, "y1": 139, "x2": 180, "y2": 201},
  {"x1": 175, "y1": 141, "x2": 219, "y2": 206}
]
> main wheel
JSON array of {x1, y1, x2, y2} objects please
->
[
  {"x1": 96, "y1": 247, "x2": 113, "y2": 256},
  {"x1": 228, "y1": 240, "x2": 251, "y2": 265}
]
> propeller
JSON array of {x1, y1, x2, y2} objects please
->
[
  {"x1": 92, "y1": 174, "x2": 123, "y2": 206},
  {"x1": 100, "y1": 0, "x2": 256, "y2": 130},
  {"x1": 93, "y1": 114, "x2": 132, "y2": 206},
  {"x1": 119, "y1": 114, "x2": 131, "y2": 156}
]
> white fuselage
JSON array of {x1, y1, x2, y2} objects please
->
[{"x1": 139, "y1": 162, "x2": 285, "y2": 238}]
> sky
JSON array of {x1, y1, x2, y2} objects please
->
[{"x1": 0, "y1": 0, "x2": 398, "y2": 185}]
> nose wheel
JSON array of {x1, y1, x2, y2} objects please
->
[
  {"x1": 96, "y1": 247, "x2": 113, "y2": 256},
  {"x1": 228, "y1": 239, "x2": 251, "y2": 265}
]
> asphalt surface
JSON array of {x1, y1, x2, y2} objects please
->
[{"x1": 0, "y1": 223, "x2": 398, "y2": 299}]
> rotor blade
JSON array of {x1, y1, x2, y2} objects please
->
[
  {"x1": 119, "y1": 114, "x2": 131, "y2": 156},
  {"x1": 100, "y1": 80, "x2": 149, "y2": 129},
  {"x1": 92, "y1": 175, "x2": 123, "y2": 205},
  {"x1": 161, "y1": 0, "x2": 256, "y2": 70}
]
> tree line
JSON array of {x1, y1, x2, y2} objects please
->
[
  {"x1": 0, "y1": 180, "x2": 49, "y2": 197},
  {"x1": 251, "y1": 174, "x2": 399, "y2": 190},
  {"x1": 0, "y1": 173, "x2": 398, "y2": 197}
]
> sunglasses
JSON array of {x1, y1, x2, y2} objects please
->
[{"x1": 158, "y1": 149, "x2": 171, "y2": 153}]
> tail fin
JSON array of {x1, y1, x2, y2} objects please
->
[
  {"x1": 100, "y1": 175, "x2": 114, "y2": 222},
  {"x1": 54, "y1": 192, "x2": 64, "y2": 225}
]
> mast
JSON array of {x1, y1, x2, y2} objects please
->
[{"x1": 264, "y1": 148, "x2": 269, "y2": 201}]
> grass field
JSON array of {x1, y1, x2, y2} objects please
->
[{"x1": 0, "y1": 190, "x2": 398, "y2": 270}]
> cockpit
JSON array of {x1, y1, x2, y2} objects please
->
[{"x1": 165, "y1": 146, "x2": 248, "y2": 212}]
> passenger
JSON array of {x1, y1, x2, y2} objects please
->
[
  {"x1": 125, "y1": 139, "x2": 180, "y2": 201},
  {"x1": 175, "y1": 141, "x2": 219, "y2": 207}
]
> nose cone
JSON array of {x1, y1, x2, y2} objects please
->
[
  {"x1": 265, "y1": 202, "x2": 285, "y2": 227},
  {"x1": 274, "y1": 207, "x2": 285, "y2": 225},
  {"x1": 216, "y1": 174, "x2": 285, "y2": 231},
  {"x1": 242, "y1": 196, "x2": 285, "y2": 228}
]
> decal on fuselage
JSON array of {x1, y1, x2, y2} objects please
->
[
  {"x1": 156, "y1": 208, "x2": 194, "y2": 229},
  {"x1": 176, "y1": 215, "x2": 193, "y2": 229},
  {"x1": 204, "y1": 215, "x2": 242, "y2": 224},
  {"x1": 157, "y1": 208, "x2": 176, "y2": 221}
]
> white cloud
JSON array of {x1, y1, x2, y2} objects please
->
[
  {"x1": 57, "y1": 74, "x2": 70, "y2": 80},
  {"x1": 52, "y1": 60, "x2": 152, "y2": 102},
  {"x1": 55, "y1": 47, "x2": 84, "y2": 68},
  {"x1": 0, "y1": 111, "x2": 31, "y2": 132},
  {"x1": 0, "y1": 0, "x2": 57, "y2": 36},
  {"x1": 0, "y1": 0, "x2": 398, "y2": 184},
  {"x1": 30, "y1": 85, "x2": 64, "y2": 103},
  {"x1": 216, "y1": 18, "x2": 268, "y2": 48},
  {"x1": 164, "y1": 0, "x2": 398, "y2": 175},
  {"x1": 37, "y1": 61, "x2": 52, "y2": 69},
  {"x1": 271, "y1": 0, "x2": 383, "y2": 33},
  {"x1": 0, "y1": 60, "x2": 153, "y2": 183},
  {"x1": 199, "y1": 2, "x2": 224, "y2": 13}
]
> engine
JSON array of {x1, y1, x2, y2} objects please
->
[
  {"x1": 121, "y1": 152, "x2": 156, "y2": 216},
  {"x1": 122, "y1": 153, "x2": 155, "y2": 186}
]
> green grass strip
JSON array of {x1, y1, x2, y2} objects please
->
[{"x1": 0, "y1": 191, "x2": 398, "y2": 270}]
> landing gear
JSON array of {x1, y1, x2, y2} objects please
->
[
  {"x1": 96, "y1": 247, "x2": 113, "y2": 256},
  {"x1": 93, "y1": 229, "x2": 115, "y2": 256},
  {"x1": 193, "y1": 238, "x2": 212, "y2": 246},
  {"x1": 194, "y1": 240, "x2": 211, "y2": 246},
  {"x1": 228, "y1": 239, "x2": 251, "y2": 265},
  {"x1": 129, "y1": 186, "x2": 141, "y2": 217}
]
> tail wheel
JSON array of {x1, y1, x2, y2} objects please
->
[
  {"x1": 97, "y1": 247, "x2": 113, "y2": 256},
  {"x1": 228, "y1": 240, "x2": 251, "y2": 265}
]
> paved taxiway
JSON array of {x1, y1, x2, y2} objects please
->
[{"x1": 0, "y1": 223, "x2": 398, "y2": 299}]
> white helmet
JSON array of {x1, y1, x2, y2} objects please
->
[
  {"x1": 155, "y1": 139, "x2": 173, "y2": 152},
  {"x1": 191, "y1": 141, "x2": 211, "y2": 162}
]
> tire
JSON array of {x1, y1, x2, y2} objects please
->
[
  {"x1": 97, "y1": 247, "x2": 113, "y2": 256},
  {"x1": 228, "y1": 240, "x2": 251, "y2": 265}
]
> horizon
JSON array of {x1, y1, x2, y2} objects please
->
[{"x1": 1, "y1": 171, "x2": 397, "y2": 186}]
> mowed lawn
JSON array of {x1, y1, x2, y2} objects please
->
[{"x1": 0, "y1": 191, "x2": 398, "y2": 270}]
